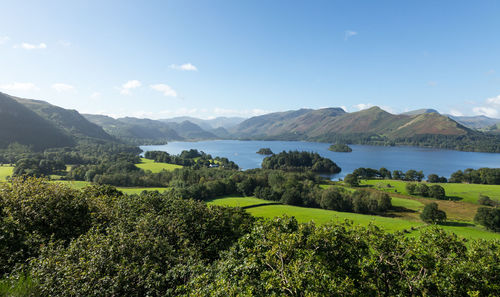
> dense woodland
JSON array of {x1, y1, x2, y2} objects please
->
[
  {"x1": 261, "y1": 151, "x2": 341, "y2": 173},
  {"x1": 0, "y1": 178, "x2": 499, "y2": 296}
]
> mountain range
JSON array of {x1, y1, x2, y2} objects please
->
[{"x1": 1, "y1": 91, "x2": 500, "y2": 152}]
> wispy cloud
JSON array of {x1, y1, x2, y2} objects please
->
[
  {"x1": 472, "y1": 95, "x2": 500, "y2": 118},
  {"x1": 427, "y1": 81, "x2": 437, "y2": 86},
  {"x1": 15, "y1": 42, "x2": 47, "y2": 50},
  {"x1": 90, "y1": 92, "x2": 101, "y2": 99},
  {"x1": 344, "y1": 30, "x2": 358, "y2": 40},
  {"x1": 150, "y1": 84, "x2": 177, "y2": 97},
  {"x1": 449, "y1": 109, "x2": 463, "y2": 117},
  {"x1": 120, "y1": 80, "x2": 141, "y2": 95},
  {"x1": 0, "y1": 82, "x2": 39, "y2": 91},
  {"x1": 169, "y1": 63, "x2": 198, "y2": 71},
  {"x1": 51, "y1": 83, "x2": 74, "y2": 92},
  {"x1": 0, "y1": 36, "x2": 9, "y2": 45},
  {"x1": 353, "y1": 103, "x2": 373, "y2": 110}
]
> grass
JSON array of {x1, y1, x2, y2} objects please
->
[
  {"x1": 0, "y1": 165, "x2": 14, "y2": 181},
  {"x1": 207, "y1": 196, "x2": 275, "y2": 207},
  {"x1": 135, "y1": 158, "x2": 183, "y2": 173},
  {"x1": 208, "y1": 195, "x2": 500, "y2": 240},
  {"x1": 53, "y1": 180, "x2": 170, "y2": 195},
  {"x1": 208, "y1": 196, "x2": 423, "y2": 232},
  {"x1": 361, "y1": 179, "x2": 500, "y2": 204}
]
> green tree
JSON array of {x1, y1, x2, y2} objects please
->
[
  {"x1": 344, "y1": 173, "x2": 359, "y2": 187},
  {"x1": 420, "y1": 202, "x2": 446, "y2": 224}
]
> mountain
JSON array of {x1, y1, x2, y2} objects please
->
[
  {"x1": 447, "y1": 115, "x2": 500, "y2": 130},
  {"x1": 14, "y1": 97, "x2": 113, "y2": 141},
  {"x1": 232, "y1": 106, "x2": 470, "y2": 142},
  {"x1": 161, "y1": 116, "x2": 246, "y2": 130},
  {"x1": 84, "y1": 115, "x2": 218, "y2": 144},
  {"x1": 0, "y1": 92, "x2": 75, "y2": 150},
  {"x1": 84, "y1": 115, "x2": 182, "y2": 144},
  {"x1": 401, "y1": 109, "x2": 439, "y2": 116}
]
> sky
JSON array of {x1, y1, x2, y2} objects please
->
[{"x1": 1, "y1": 0, "x2": 500, "y2": 119}]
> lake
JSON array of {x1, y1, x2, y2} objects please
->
[{"x1": 141, "y1": 140, "x2": 500, "y2": 179}]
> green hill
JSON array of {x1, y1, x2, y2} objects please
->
[
  {"x1": 0, "y1": 92, "x2": 75, "y2": 150},
  {"x1": 15, "y1": 97, "x2": 113, "y2": 141}
]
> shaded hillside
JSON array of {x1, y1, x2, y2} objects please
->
[
  {"x1": 164, "y1": 120, "x2": 218, "y2": 140},
  {"x1": 15, "y1": 97, "x2": 113, "y2": 141},
  {"x1": 0, "y1": 92, "x2": 74, "y2": 150}
]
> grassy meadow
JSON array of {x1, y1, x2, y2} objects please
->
[
  {"x1": 135, "y1": 158, "x2": 183, "y2": 173},
  {"x1": 0, "y1": 165, "x2": 13, "y2": 181},
  {"x1": 208, "y1": 194, "x2": 500, "y2": 241},
  {"x1": 361, "y1": 179, "x2": 500, "y2": 204}
]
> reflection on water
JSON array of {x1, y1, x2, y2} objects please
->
[{"x1": 141, "y1": 140, "x2": 500, "y2": 179}]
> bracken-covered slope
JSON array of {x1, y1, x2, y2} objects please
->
[
  {"x1": 232, "y1": 106, "x2": 471, "y2": 141},
  {"x1": 0, "y1": 92, "x2": 75, "y2": 150}
]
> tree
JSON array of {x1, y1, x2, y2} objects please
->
[
  {"x1": 420, "y1": 203, "x2": 446, "y2": 224},
  {"x1": 474, "y1": 207, "x2": 500, "y2": 232},
  {"x1": 429, "y1": 185, "x2": 446, "y2": 200},
  {"x1": 344, "y1": 173, "x2": 359, "y2": 187},
  {"x1": 379, "y1": 167, "x2": 392, "y2": 179}
]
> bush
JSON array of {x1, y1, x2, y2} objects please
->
[
  {"x1": 420, "y1": 203, "x2": 446, "y2": 224},
  {"x1": 429, "y1": 185, "x2": 446, "y2": 199},
  {"x1": 474, "y1": 207, "x2": 500, "y2": 232},
  {"x1": 478, "y1": 195, "x2": 498, "y2": 207}
]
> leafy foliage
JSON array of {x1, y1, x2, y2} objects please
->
[
  {"x1": 261, "y1": 150, "x2": 341, "y2": 173},
  {"x1": 420, "y1": 202, "x2": 447, "y2": 224}
]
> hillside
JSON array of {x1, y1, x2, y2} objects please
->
[
  {"x1": 0, "y1": 92, "x2": 75, "y2": 150},
  {"x1": 448, "y1": 115, "x2": 500, "y2": 130},
  {"x1": 15, "y1": 97, "x2": 113, "y2": 141},
  {"x1": 231, "y1": 106, "x2": 497, "y2": 151},
  {"x1": 84, "y1": 115, "x2": 218, "y2": 144},
  {"x1": 161, "y1": 116, "x2": 245, "y2": 130}
]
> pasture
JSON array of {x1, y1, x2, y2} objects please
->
[
  {"x1": 135, "y1": 158, "x2": 183, "y2": 173},
  {"x1": 361, "y1": 179, "x2": 500, "y2": 204},
  {"x1": 208, "y1": 196, "x2": 500, "y2": 241},
  {"x1": 0, "y1": 165, "x2": 13, "y2": 181}
]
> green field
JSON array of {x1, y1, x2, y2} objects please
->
[
  {"x1": 208, "y1": 196, "x2": 500, "y2": 240},
  {"x1": 0, "y1": 165, "x2": 14, "y2": 181},
  {"x1": 207, "y1": 196, "x2": 274, "y2": 207},
  {"x1": 53, "y1": 180, "x2": 169, "y2": 195},
  {"x1": 135, "y1": 158, "x2": 183, "y2": 173},
  {"x1": 362, "y1": 179, "x2": 500, "y2": 204},
  {"x1": 208, "y1": 196, "x2": 423, "y2": 232}
]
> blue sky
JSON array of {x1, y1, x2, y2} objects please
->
[{"x1": 1, "y1": 0, "x2": 500, "y2": 119}]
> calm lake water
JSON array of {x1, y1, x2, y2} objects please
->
[{"x1": 141, "y1": 140, "x2": 500, "y2": 180}]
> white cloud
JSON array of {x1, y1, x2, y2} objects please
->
[
  {"x1": 150, "y1": 84, "x2": 177, "y2": 97},
  {"x1": 449, "y1": 109, "x2": 463, "y2": 117},
  {"x1": 169, "y1": 63, "x2": 198, "y2": 71},
  {"x1": 427, "y1": 81, "x2": 437, "y2": 86},
  {"x1": 0, "y1": 36, "x2": 9, "y2": 45},
  {"x1": 90, "y1": 92, "x2": 101, "y2": 99},
  {"x1": 353, "y1": 103, "x2": 373, "y2": 110},
  {"x1": 51, "y1": 83, "x2": 74, "y2": 92},
  {"x1": 486, "y1": 95, "x2": 500, "y2": 105},
  {"x1": 473, "y1": 106, "x2": 498, "y2": 118},
  {"x1": 15, "y1": 42, "x2": 47, "y2": 50},
  {"x1": 344, "y1": 30, "x2": 358, "y2": 40},
  {"x1": 120, "y1": 80, "x2": 141, "y2": 95},
  {"x1": 340, "y1": 106, "x2": 348, "y2": 112},
  {"x1": 0, "y1": 82, "x2": 39, "y2": 91}
]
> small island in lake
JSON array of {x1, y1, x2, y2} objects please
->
[
  {"x1": 329, "y1": 143, "x2": 353, "y2": 153},
  {"x1": 257, "y1": 148, "x2": 274, "y2": 155}
]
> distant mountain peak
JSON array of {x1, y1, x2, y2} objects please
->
[{"x1": 401, "y1": 109, "x2": 440, "y2": 116}]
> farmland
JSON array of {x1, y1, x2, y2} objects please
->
[{"x1": 135, "y1": 158, "x2": 183, "y2": 173}]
